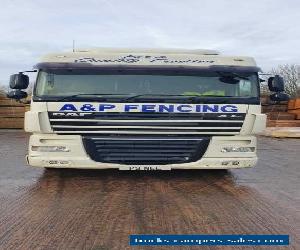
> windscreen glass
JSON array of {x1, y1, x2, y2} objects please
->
[{"x1": 35, "y1": 69, "x2": 259, "y2": 98}]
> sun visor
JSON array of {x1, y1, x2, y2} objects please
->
[{"x1": 34, "y1": 63, "x2": 261, "y2": 74}]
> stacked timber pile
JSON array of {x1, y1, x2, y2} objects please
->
[
  {"x1": 287, "y1": 99, "x2": 300, "y2": 120},
  {"x1": 262, "y1": 97, "x2": 300, "y2": 127},
  {"x1": 0, "y1": 96, "x2": 27, "y2": 129}
]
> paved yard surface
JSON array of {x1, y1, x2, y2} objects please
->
[{"x1": 0, "y1": 131, "x2": 299, "y2": 250}]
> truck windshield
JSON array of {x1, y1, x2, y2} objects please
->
[{"x1": 35, "y1": 69, "x2": 259, "y2": 101}]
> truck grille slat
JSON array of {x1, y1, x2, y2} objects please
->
[
  {"x1": 98, "y1": 153, "x2": 191, "y2": 157},
  {"x1": 49, "y1": 112, "x2": 245, "y2": 120},
  {"x1": 94, "y1": 140, "x2": 197, "y2": 143},
  {"x1": 51, "y1": 131, "x2": 240, "y2": 135},
  {"x1": 50, "y1": 119, "x2": 243, "y2": 124},
  {"x1": 95, "y1": 144, "x2": 197, "y2": 148},
  {"x1": 53, "y1": 128, "x2": 241, "y2": 132},
  {"x1": 50, "y1": 121, "x2": 243, "y2": 126},
  {"x1": 95, "y1": 149, "x2": 196, "y2": 153},
  {"x1": 52, "y1": 125, "x2": 241, "y2": 130}
]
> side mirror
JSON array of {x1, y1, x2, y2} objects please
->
[
  {"x1": 267, "y1": 75, "x2": 284, "y2": 92},
  {"x1": 9, "y1": 73, "x2": 29, "y2": 89},
  {"x1": 7, "y1": 90, "x2": 28, "y2": 100},
  {"x1": 270, "y1": 92, "x2": 289, "y2": 102}
]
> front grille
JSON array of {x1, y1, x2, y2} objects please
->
[
  {"x1": 49, "y1": 112, "x2": 245, "y2": 136},
  {"x1": 82, "y1": 136, "x2": 210, "y2": 165},
  {"x1": 49, "y1": 111, "x2": 245, "y2": 165}
]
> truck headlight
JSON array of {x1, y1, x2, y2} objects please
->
[
  {"x1": 31, "y1": 146, "x2": 70, "y2": 152},
  {"x1": 221, "y1": 147, "x2": 255, "y2": 153}
]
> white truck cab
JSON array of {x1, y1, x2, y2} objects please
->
[{"x1": 7, "y1": 48, "x2": 288, "y2": 170}]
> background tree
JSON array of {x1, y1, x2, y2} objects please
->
[
  {"x1": 0, "y1": 84, "x2": 8, "y2": 96},
  {"x1": 271, "y1": 64, "x2": 299, "y2": 98}
]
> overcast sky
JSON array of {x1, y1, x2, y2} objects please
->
[{"x1": 0, "y1": 0, "x2": 299, "y2": 85}]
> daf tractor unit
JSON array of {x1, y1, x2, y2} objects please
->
[{"x1": 7, "y1": 48, "x2": 288, "y2": 170}]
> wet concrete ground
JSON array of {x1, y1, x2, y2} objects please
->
[{"x1": 0, "y1": 130, "x2": 299, "y2": 250}]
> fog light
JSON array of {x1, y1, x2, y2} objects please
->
[
  {"x1": 31, "y1": 146, "x2": 70, "y2": 152},
  {"x1": 221, "y1": 147, "x2": 255, "y2": 153}
]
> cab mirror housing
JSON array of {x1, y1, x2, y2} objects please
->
[
  {"x1": 267, "y1": 75, "x2": 284, "y2": 92},
  {"x1": 7, "y1": 90, "x2": 28, "y2": 100},
  {"x1": 270, "y1": 92, "x2": 289, "y2": 102},
  {"x1": 219, "y1": 76, "x2": 240, "y2": 84},
  {"x1": 9, "y1": 73, "x2": 29, "y2": 89}
]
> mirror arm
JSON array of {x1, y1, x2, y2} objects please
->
[{"x1": 20, "y1": 70, "x2": 37, "y2": 73}]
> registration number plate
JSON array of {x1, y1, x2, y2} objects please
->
[{"x1": 119, "y1": 166, "x2": 171, "y2": 170}]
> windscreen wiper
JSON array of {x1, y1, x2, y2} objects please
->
[
  {"x1": 217, "y1": 71, "x2": 249, "y2": 80},
  {"x1": 56, "y1": 93, "x2": 244, "y2": 102},
  {"x1": 123, "y1": 94, "x2": 241, "y2": 101},
  {"x1": 56, "y1": 93, "x2": 130, "y2": 101},
  {"x1": 123, "y1": 94, "x2": 204, "y2": 102},
  {"x1": 190, "y1": 95, "x2": 237, "y2": 97}
]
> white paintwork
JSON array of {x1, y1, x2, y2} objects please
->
[
  {"x1": 47, "y1": 102, "x2": 248, "y2": 113},
  {"x1": 27, "y1": 134, "x2": 257, "y2": 169},
  {"x1": 25, "y1": 101, "x2": 264, "y2": 169},
  {"x1": 23, "y1": 48, "x2": 265, "y2": 169},
  {"x1": 25, "y1": 111, "x2": 52, "y2": 133},
  {"x1": 40, "y1": 48, "x2": 256, "y2": 68}
]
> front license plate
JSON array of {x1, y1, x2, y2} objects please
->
[{"x1": 119, "y1": 166, "x2": 171, "y2": 170}]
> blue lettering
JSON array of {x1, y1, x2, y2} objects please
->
[
  {"x1": 221, "y1": 105, "x2": 238, "y2": 112},
  {"x1": 177, "y1": 105, "x2": 192, "y2": 112},
  {"x1": 125, "y1": 104, "x2": 139, "y2": 112},
  {"x1": 80, "y1": 104, "x2": 96, "y2": 111},
  {"x1": 142, "y1": 105, "x2": 156, "y2": 112},
  {"x1": 59, "y1": 104, "x2": 77, "y2": 111},
  {"x1": 99, "y1": 104, "x2": 116, "y2": 111},
  {"x1": 158, "y1": 104, "x2": 174, "y2": 113},
  {"x1": 203, "y1": 105, "x2": 219, "y2": 112},
  {"x1": 195, "y1": 105, "x2": 202, "y2": 112}
]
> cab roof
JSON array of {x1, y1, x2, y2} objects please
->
[{"x1": 37, "y1": 48, "x2": 258, "y2": 69}]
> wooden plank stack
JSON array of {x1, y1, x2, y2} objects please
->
[
  {"x1": 265, "y1": 98, "x2": 300, "y2": 127},
  {"x1": 0, "y1": 96, "x2": 26, "y2": 129},
  {"x1": 287, "y1": 99, "x2": 300, "y2": 120}
]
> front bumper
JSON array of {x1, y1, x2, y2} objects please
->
[{"x1": 27, "y1": 134, "x2": 257, "y2": 169}]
